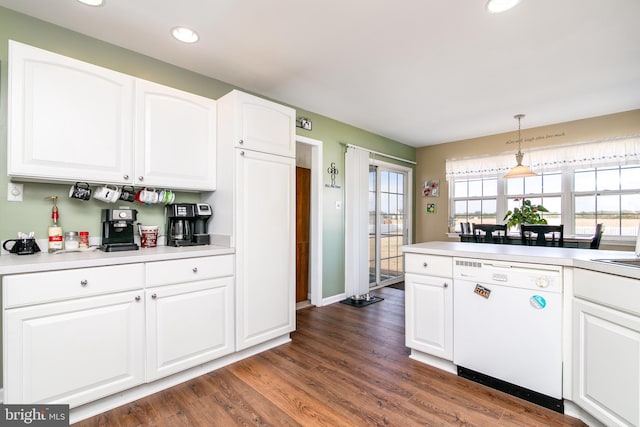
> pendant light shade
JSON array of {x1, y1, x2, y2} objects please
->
[{"x1": 504, "y1": 114, "x2": 537, "y2": 179}]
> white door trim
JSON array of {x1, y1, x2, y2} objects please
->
[{"x1": 296, "y1": 135, "x2": 323, "y2": 307}]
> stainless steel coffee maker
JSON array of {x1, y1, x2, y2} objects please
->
[{"x1": 166, "y1": 203, "x2": 212, "y2": 246}]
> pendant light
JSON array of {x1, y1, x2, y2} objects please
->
[{"x1": 503, "y1": 114, "x2": 537, "y2": 179}]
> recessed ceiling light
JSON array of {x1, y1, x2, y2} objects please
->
[
  {"x1": 77, "y1": 0, "x2": 104, "y2": 6},
  {"x1": 171, "y1": 26, "x2": 199, "y2": 44},
  {"x1": 486, "y1": 0, "x2": 522, "y2": 13}
]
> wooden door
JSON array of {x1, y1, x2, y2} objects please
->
[{"x1": 296, "y1": 167, "x2": 311, "y2": 302}]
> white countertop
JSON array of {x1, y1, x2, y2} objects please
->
[
  {"x1": 402, "y1": 241, "x2": 640, "y2": 280},
  {"x1": 0, "y1": 245, "x2": 235, "y2": 275}
]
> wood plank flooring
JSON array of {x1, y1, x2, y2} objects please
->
[{"x1": 76, "y1": 287, "x2": 586, "y2": 426}]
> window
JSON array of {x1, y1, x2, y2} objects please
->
[
  {"x1": 449, "y1": 166, "x2": 640, "y2": 237},
  {"x1": 574, "y1": 165, "x2": 640, "y2": 236},
  {"x1": 446, "y1": 137, "x2": 640, "y2": 238},
  {"x1": 505, "y1": 172, "x2": 562, "y2": 225},
  {"x1": 451, "y1": 177, "x2": 497, "y2": 229}
]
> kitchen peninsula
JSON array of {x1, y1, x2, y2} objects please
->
[{"x1": 402, "y1": 241, "x2": 640, "y2": 427}]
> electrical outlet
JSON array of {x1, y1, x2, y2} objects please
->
[{"x1": 7, "y1": 183, "x2": 24, "y2": 202}]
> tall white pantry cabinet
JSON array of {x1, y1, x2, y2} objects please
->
[{"x1": 204, "y1": 90, "x2": 296, "y2": 351}]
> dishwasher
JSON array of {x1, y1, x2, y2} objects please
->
[{"x1": 452, "y1": 257, "x2": 564, "y2": 412}]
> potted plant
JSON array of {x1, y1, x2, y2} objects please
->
[{"x1": 503, "y1": 199, "x2": 549, "y2": 230}]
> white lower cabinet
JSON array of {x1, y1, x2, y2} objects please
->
[
  {"x1": 3, "y1": 254, "x2": 235, "y2": 409},
  {"x1": 405, "y1": 272, "x2": 453, "y2": 360},
  {"x1": 146, "y1": 277, "x2": 234, "y2": 381},
  {"x1": 573, "y1": 298, "x2": 640, "y2": 427},
  {"x1": 572, "y1": 268, "x2": 640, "y2": 427},
  {"x1": 4, "y1": 290, "x2": 145, "y2": 407}
]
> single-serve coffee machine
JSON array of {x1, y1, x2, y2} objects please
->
[
  {"x1": 100, "y1": 208, "x2": 139, "y2": 252},
  {"x1": 166, "y1": 203, "x2": 212, "y2": 246}
]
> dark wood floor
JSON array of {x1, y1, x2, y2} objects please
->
[{"x1": 76, "y1": 287, "x2": 586, "y2": 426}]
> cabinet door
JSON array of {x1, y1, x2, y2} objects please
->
[
  {"x1": 235, "y1": 149, "x2": 296, "y2": 350},
  {"x1": 405, "y1": 273, "x2": 453, "y2": 360},
  {"x1": 573, "y1": 298, "x2": 640, "y2": 427},
  {"x1": 8, "y1": 40, "x2": 134, "y2": 184},
  {"x1": 233, "y1": 90, "x2": 295, "y2": 157},
  {"x1": 135, "y1": 79, "x2": 216, "y2": 190},
  {"x1": 146, "y1": 277, "x2": 234, "y2": 381},
  {"x1": 4, "y1": 291, "x2": 145, "y2": 407}
]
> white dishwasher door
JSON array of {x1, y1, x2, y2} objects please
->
[{"x1": 453, "y1": 278, "x2": 563, "y2": 398}]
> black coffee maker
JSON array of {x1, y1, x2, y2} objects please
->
[
  {"x1": 100, "y1": 208, "x2": 139, "y2": 252},
  {"x1": 166, "y1": 203, "x2": 212, "y2": 246}
]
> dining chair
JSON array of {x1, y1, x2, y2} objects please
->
[
  {"x1": 472, "y1": 223, "x2": 507, "y2": 244},
  {"x1": 460, "y1": 222, "x2": 471, "y2": 235},
  {"x1": 590, "y1": 223, "x2": 605, "y2": 249},
  {"x1": 520, "y1": 224, "x2": 564, "y2": 247}
]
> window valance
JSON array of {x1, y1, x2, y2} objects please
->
[{"x1": 445, "y1": 135, "x2": 640, "y2": 179}]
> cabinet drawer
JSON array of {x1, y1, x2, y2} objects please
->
[
  {"x1": 146, "y1": 255, "x2": 234, "y2": 286},
  {"x1": 405, "y1": 253, "x2": 452, "y2": 277},
  {"x1": 574, "y1": 268, "x2": 640, "y2": 316},
  {"x1": 3, "y1": 264, "x2": 144, "y2": 308}
]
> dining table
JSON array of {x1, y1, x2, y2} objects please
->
[{"x1": 459, "y1": 233, "x2": 593, "y2": 248}]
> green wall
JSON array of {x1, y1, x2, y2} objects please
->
[{"x1": 0, "y1": 7, "x2": 416, "y2": 299}]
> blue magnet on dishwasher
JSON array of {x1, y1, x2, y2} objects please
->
[{"x1": 529, "y1": 295, "x2": 547, "y2": 309}]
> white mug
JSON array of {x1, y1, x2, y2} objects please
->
[
  {"x1": 137, "y1": 188, "x2": 159, "y2": 205},
  {"x1": 94, "y1": 184, "x2": 121, "y2": 203}
]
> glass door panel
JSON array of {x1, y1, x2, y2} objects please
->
[{"x1": 369, "y1": 164, "x2": 408, "y2": 288}]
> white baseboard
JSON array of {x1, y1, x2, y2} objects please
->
[
  {"x1": 408, "y1": 349, "x2": 457, "y2": 375},
  {"x1": 563, "y1": 400, "x2": 606, "y2": 427},
  {"x1": 69, "y1": 335, "x2": 291, "y2": 424},
  {"x1": 322, "y1": 293, "x2": 346, "y2": 306}
]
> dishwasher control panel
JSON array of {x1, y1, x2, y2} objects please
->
[{"x1": 453, "y1": 257, "x2": 563, "y2": 293}]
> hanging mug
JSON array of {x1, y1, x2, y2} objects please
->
[
  {"x1": 158, "y1": 189, "x2": 175, "y2": 205},
  {"x1": 69, "y1": 182, "x2": 92, "y2": 201},
  {"x1": 119, "y1": 185, "x2": 136, "y2": 202},
  {"x1": 94, "y1": 184, "x2": 121, "y2": 203},
  {"x1": 136, "y1": 188, "x2": 159, "y2": 205}
]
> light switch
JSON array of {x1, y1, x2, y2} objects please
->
[{"x1": 7, "y1": 183, "x2": 23, "y2": 202}]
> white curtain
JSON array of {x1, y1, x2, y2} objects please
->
[
  {"x1": 345, "y1": 146, "x2": 370, "y2": 297},
  {"x1": 446, "y1": 135, "x2": 640, "y2": 179}
]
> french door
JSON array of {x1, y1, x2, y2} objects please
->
[{"x1": 369, "y1": 161, "x2": 411, "y2": 288}]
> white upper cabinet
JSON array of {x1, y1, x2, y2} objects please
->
[
  {"x1": 135, "y1": 80, "x2": 216, "y2": 190},
  {"x1": 8, "y1": 40, "x2": 216, "y2": 191},
  {"x1": 228, "y1": 90, "x2": 295, "y2": 157},
  {"x1": 8, "y1": 40, "x2": 135, "y2": 184}
]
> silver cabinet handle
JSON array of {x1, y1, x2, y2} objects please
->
[
  {"x1": 151, "y1": 293, "x2": 157, "y2": 299},
  {"x1": 123, "y1": 174, "x2": 129, "y2": 180},
  {"x1": 443, "y1": 283, "x2": 449, "y2": 288},
  {"x1": 138, "y1": 176, "x2": 144, "y2": 182},
  {"x1": 80, "y1": 279, "x2": 88, "y2": 287},
  {"x1": 135, "y1": 295, "x2": 141, "y2": 302},
  {"x1": 239, "y1": 139, "x2": 244, "y2": 145},
  {"x1": 423, "y1": 262, "x2": 428, "y2": 268},
  {"x1": 240, "y1": 151, "x2": 245, "y2": 157},
  {"x1": 193, "y1": 267, "x2": 198, "y2": 273}
]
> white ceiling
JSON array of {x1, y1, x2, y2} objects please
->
[{"x1": 1, "y1": 0, "x2": 639, "y2": 147}]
